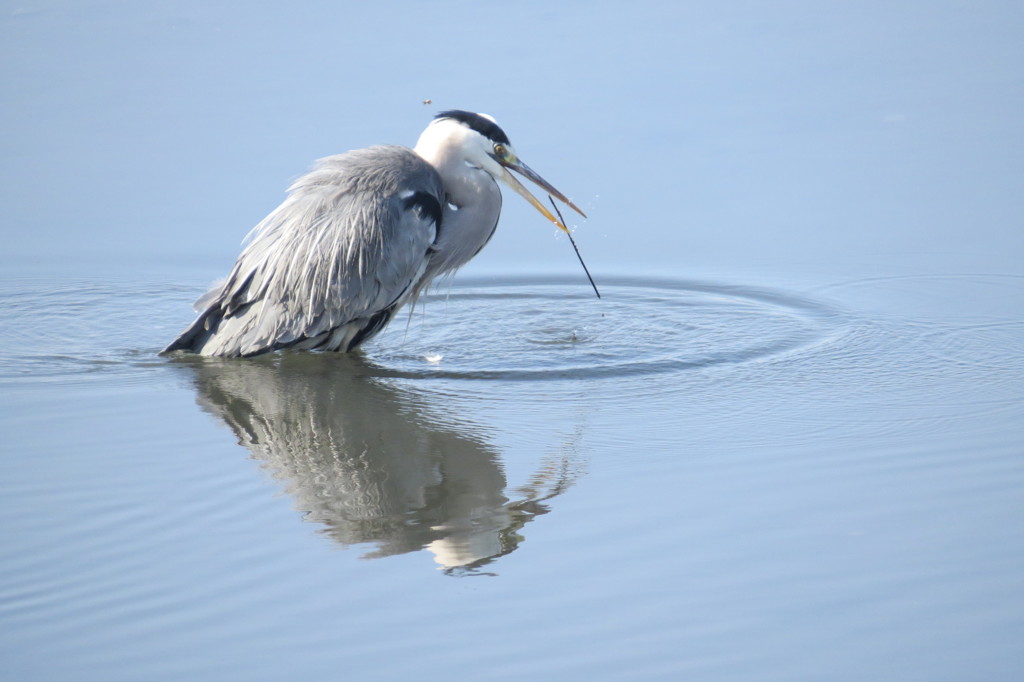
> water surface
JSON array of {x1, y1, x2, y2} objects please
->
[{"x1": 2, "y1": 2, "x2": 1023, "y2": 681}]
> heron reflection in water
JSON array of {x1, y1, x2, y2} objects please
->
[{"x1": 181, "y1": 354, "x2": 584, "y2": 573}]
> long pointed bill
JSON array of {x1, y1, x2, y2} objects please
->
[{"x1": 499, "y1": 159, "x2": 587, "y2": 234}]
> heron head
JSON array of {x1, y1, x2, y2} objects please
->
[{"x1": 419, "y1": 110, "x2": 586, "y2": 233}]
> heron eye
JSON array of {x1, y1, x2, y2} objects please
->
[{"x1": 493, "y1": 143, "x2": 507, "y2": 158}]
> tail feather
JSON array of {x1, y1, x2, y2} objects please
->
[{"x1": 160, "y1": 307, "x2": 224, "y2": 356}]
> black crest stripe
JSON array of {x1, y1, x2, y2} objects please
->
[{"x1": 435, "y1": 110, "x2": 510, "y2": 145}]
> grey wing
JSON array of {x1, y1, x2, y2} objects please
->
[{"x1": 163, "y1": 146, "x2": 444, "y2": 357}]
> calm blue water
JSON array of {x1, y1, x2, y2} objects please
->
[{"x1": 2, "y1": 2, "x2": 1023, "y2": 680}]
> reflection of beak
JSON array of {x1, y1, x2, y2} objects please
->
[{"x1": 498, "y1": 158, "x2": 586, "y2": 234}]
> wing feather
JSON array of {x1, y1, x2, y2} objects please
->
[{"x1": 163, "y1": 146, "x2": 443, "y2": 357}]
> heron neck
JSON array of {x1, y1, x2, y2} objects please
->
[
  {"x1": 413, "y1": 145, "x2": 476, "y2": 205},
  {"x1": 413, "y1": 144, "x2": 502, "y2": 277}
]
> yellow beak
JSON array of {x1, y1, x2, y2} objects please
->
[{"x1": 499, "y1": 158, "x2": 586, "y2": 233}]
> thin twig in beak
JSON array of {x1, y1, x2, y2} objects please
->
[{"x1": 549, "y1": 196, "x2": 601, "y2": 299}]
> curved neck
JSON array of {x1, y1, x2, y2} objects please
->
[{"x1": 414, "y1": 147, "x2": 502, "y2": 278}]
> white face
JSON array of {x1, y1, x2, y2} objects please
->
[
  {"x1": 413, "y1": 118, "x2": 512, "y2": 181},
  {"x1": 413, "y1": 113, "x2": 580, "y2": 232}
]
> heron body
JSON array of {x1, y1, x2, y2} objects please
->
[{"x1": 163, "y1": 110, "x2": 584, "y2": 358}]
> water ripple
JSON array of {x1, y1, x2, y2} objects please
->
[
  {"x1": 0, "y1": 279, "x2": 190, "y2": 385},
  {"x1": 363, "y1": 275, "x2": 847, "y2": 380},
  {"x1": 0, "y1": 275, "x2": 847, "y2": 385}
]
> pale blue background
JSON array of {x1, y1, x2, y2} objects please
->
[
  {"x1": 4, "y1": 1, "x2": 1020, "y2": 279},
  {"x1": 2, "y1": 2, "x2": 1022, "y2": 681}
]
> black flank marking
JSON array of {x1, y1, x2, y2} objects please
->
[
  {"x1": 160, "y1": 306, "x2": 220, "y2": 354},
  {"x1": 435, "y1": 110, "x2": 510, "y2": 145},
  {"x1": 403, "y1": 190, "x2": 442, "y2": 230},
  {"x1": 222, "y1": 269, "x2": 257, "y2": 318},
  {"x1": 347, "y1": 303, "x2": 398, "y2": 351}
]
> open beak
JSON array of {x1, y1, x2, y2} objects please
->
[{"x1": 498, "y1": 157, "x2": 586, "y2": 233}]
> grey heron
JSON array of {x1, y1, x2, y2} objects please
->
[{"x1": 163, "y1": 110, "x2": 586, "y2": 358}]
